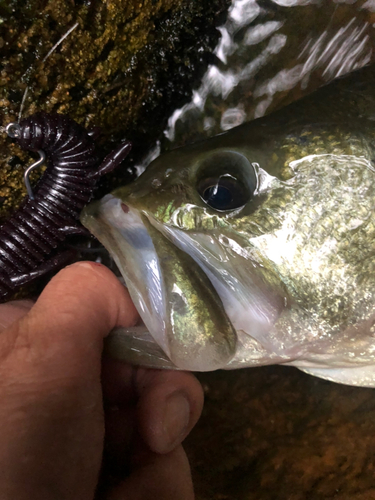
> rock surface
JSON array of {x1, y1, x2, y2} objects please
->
[
  {"x1": 0, "y1": 0, "x2": 230, "y2": 218},
  {"x1": 185, "y1": 366, "x2": 375, "y2": 500}
]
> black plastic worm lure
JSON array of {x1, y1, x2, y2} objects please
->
[{"x1": 0, "y1": 112, "x2": 131, "y2": 302}]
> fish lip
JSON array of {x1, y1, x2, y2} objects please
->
[{"x1": 82, "y1": 194, "x2": 171, "y2": 358}]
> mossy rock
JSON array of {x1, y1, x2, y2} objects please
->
[{"x1": 0, "y1": 0, "x2": 230, "y2": 219}]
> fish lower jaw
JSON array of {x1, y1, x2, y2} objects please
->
[
  {"x1": 146, "y1": 216, "x2": 287, "y2": 354},
  {"x1": 84, "y1": 195, "x2": 237, "y2": 371}
]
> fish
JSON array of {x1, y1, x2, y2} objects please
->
[{"x1": 81, "y1": 64, "x2": 375, "y2": 387}]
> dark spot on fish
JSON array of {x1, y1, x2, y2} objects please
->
[
  {"x1": 171, "y1": 292, "x2": 187, "y2": 314},
  {"x1": 171, "y1": 184, "x2": 185, "y2": 195}
]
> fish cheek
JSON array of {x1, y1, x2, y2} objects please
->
[{"x1": 145, "y1": 221, "x2": 237, "y2": 371}]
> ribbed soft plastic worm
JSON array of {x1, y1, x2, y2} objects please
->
[{"x1": 0, "y1": 112, "x2": 131, "y2": 301}]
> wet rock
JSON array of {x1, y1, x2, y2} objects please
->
[
  {"x1": 186, "y1": 366, "x2": 375, "y2": 500},
  {"x1": 0, "y1": 0, "x2": 230, "y2": 219}
]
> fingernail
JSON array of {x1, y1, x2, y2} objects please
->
[
  {"x1": 162, "y1": 392, "x2": 191, "y2": 452},
  {"x1": 68, "y1": 262, "x2": 104, "y2": 270}
]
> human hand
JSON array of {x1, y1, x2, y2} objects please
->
[{"x1": 0, "y1": 262, "x2": 204, "y2": 500}]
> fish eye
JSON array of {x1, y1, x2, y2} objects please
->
[
  {"x1": 196, "y1": 151, "x2": 257, "y2": 212},
  {"x1": 198, "y1": 175, "x2": 249, "y2": 210}
]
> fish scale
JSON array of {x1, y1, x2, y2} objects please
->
[{"x1": 83, "y1": 64, "x2": 375, "y2": 387}]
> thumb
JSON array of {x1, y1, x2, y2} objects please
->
[{"x1": 0, "y1": 261, "x2": 138, "y2": 377}]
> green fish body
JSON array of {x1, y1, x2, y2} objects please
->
[{"x1": 82, "y1": 65, "x2": 375, "y2": 387}]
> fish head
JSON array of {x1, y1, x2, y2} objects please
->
[{"x1": 81, "y1": 115, "x2": 375, "y2": 382}]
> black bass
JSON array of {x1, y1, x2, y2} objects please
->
[{"x1": 81, "y1": 65, "x2": 375, "y2": 387}]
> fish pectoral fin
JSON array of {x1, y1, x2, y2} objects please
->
[
  {"x1": 104, "y1": 325, "x2": 179, "y2": 370},
  {"x1": 297, "y1": 365, "x2": 375, "y2": 388}
]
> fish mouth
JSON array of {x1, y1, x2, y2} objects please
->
[{"x1": 81, "y1": 194, "x2": 237, "y2": 371}]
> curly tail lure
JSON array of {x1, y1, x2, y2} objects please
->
[{"x1": 0, "y1": 112, "x2": 131, "y2": 302}]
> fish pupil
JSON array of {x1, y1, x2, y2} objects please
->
[
  {"x1": 203, "y1": 183, "x2": 233, "y2": 210},
  {"x1": 199, "y1": 174, "x2": 251, "y2": 211},
  {"x1": 196, "y1": 151, "x2": 257, "y2": 211}
]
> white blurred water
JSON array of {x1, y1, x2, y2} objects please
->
[{"x1": 135, "y1": 0, "x2": 375, "y2": 173}]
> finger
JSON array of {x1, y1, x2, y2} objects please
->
[
  {"x1": 136, "y1": 368, "x2": 204, "y2": 454},
  {"x1": 0, "y1": 262, "x2": 139, "y2": 500},
  {"x1": 0, "y1": 299, "x2": 34, "y2": 333},
  {"x1": 102, "y1": 360, "x2": 204, "y2": 456},
  {"x1": 105, "y1": 444, "x2": 195, "y2": 500},
  {"x1": 0, "y1": 262, "x2": 139, "y2": 370}
]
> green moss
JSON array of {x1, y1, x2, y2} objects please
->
[{"x1": 0, "y1": 0, "x2": 230, "y2": 218}]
